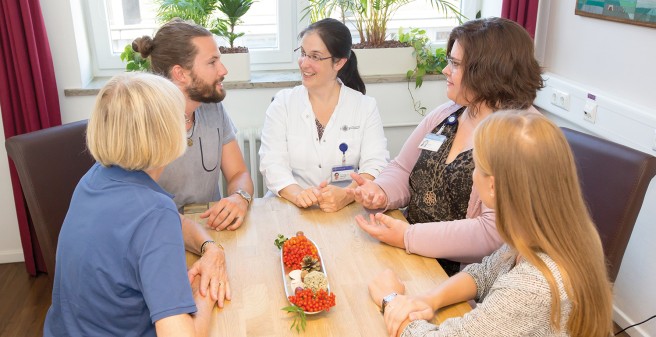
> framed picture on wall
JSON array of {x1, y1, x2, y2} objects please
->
[{"x1": 575, "y1": 0, "x2": 656, "y2": 28}]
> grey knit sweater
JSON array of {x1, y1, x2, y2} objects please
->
[{"x1": 401, "y1": 244, "x2": 571, "y2": 337}]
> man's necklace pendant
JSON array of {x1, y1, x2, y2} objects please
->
[{"x1": 187, "y1": 138, "x2": 193, "y2": 146}]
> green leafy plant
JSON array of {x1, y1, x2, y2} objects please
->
[
  {"x1": 301, "y1": 0, "x2": 463, "y2": 47},
  {"x1": 120, "y1": 44, "x2": 151, "y2": 72},
  {"x1": 300, "y1": 0, "x2": 349, "y2": 24},
  {"x1": 211, "y1": 0, "x2": 254, "y2": 49},
  {"x1": 282, "y1": 304, "x2": 307, "y2": 333},
  {"x1": 121, "y1": 0, "x2": 254, "y2": 71},
  {"x1": 398, "y1": 27, "x2": 447, "y2": 115},
  {"x1": 155, "y1": 0, "x2": 219, "y2": 28}
]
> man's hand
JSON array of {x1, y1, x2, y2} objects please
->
[
  {"x1": 317, "y1": 181, "x2": 353, "y2": 212},
  {"x1": 200, "y1": 194, "x2": 248, "y2": 231},
  {"x1": 348, "y1": 173, "x2": 388, "y2": 209},
  {"x1": 187, "y1": 244, "x2": 231, "y2": 308},
  {"x1": 355, "y1": 213, "x2": 408, "y2": 249}
]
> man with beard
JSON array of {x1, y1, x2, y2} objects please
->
[{"x1": 132, "y1": 19, "x2": 254, "y2": 307}]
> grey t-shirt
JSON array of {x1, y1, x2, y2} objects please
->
[{"x1": 158, "y1": 102, "x2": 237, "y2": 210}]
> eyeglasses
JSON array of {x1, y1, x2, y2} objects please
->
[
  {"x1": 446, "y1": 56, "x2": 461, "y2": 72},
  {"x1": 294, "y1": 47, "x2": 333, "y2": 62}
]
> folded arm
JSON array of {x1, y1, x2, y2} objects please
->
[
  {"x1": 181, "y1": 215, "x2": 231, "y2": 307},
  {"x1": 403, "y1": 197, "x2": 500, "y2": 263},
  {"x1": 155, "y1": 277, "x2": 215, "y2": 337}
]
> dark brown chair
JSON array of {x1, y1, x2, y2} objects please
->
[
  {"x1": 562, "y1": 127, "x2": 656, "y2": 282},
  {"x1": 5, "y1": 120, "x2": 94, "y2": 283}
]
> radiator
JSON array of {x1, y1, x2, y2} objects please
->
[{"x1": 219, "y1": 128, "x2": 266, "y2": 198}]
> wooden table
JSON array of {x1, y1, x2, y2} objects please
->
[{"x1": 184, "y1": 197, "x2": 471, "y2": 337}]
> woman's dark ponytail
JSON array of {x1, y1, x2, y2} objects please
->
[{"x1": 338, "y1": 51, "x2": 365, "y2": 94}]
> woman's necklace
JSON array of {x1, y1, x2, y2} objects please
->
[{"x1": 186, "y1": 117, "x2": 195, "y2": 147}]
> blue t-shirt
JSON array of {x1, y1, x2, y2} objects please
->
[{"x1": 44, "y1": 163, "x2": 196, "y2": 337}]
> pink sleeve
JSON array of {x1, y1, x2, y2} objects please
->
[
  {"x1": 403, "y1": 187, "x2": 503, "y2": 263},
  {"x1": 375, "y1": 102, "x2": 462, "y2": 209}
]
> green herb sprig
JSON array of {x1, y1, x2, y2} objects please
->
[
  {"x1": 274, "y1": 234, "x2": 288, "y2": 249},
  {"x1": 282, "y1": 304, "x2": 307, "y2": 333}
]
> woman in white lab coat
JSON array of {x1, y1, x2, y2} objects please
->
[{"x1": 259, "y1": 18, "x2": 389, "y2": 212}]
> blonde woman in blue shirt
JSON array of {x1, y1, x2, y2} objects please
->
[
  {"x1": 259, "y1": 18, "x2": 389, "y2": 212},
  {"x1": 45, "y1": 73, "x2": 215, "y2": 337}
]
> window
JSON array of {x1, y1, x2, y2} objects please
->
[
  {"x1": 86, "y1": 0, "x2": 301, "y2": 73},
  {"x1": 85, "y1": 0, "x2": 471, "y2": 75},
  {"x1": 328, "y1": 1, "x2": 467, "y2": 47}
]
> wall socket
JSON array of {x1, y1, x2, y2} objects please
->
[
  {"x1": 584, "y1": 100, "x2": 598, "y2": 123},
  {"x1": 550, "y1": 89, "x2": 570, "y2": 110}
]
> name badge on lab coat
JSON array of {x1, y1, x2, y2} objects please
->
[
  {"x1": 418, "y1": 133, "x2": 447, "y2": 152},
  {"x1": 332, "y1": 165, "x2": 355, "y2": 182}
]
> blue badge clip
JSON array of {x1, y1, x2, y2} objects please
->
[
  {"x1": 339, "y1": 143, "x2": 348, "y2": 154},
  {"x1": 445, "y1": 114, "x2": 458, "y2": 125}
]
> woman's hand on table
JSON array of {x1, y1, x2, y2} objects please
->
[
  {"x1": 293, "y1": 187, "x2": 321, "y2": 208},
  {"x1": 348, "y1": 173, "x2": 388, "y2": 209},
  {"x1": 355, "y1": 213, "x2": 408, "y2": 249},
  {"x1": 317, "y1": 181, "x2": 353, "y2": 212},
  {"x1": 369, "y1": 269, "x2": 434, "y2": 337},
  {"x1": 190, "y1": 272, "x2": 217, "y2": 313},
  {"x1": 200, "y1": 194, "x2": 248, "y2": 231},
  {"x1": 384, "y1": 294, "x2": 434, "y2": 337},
  {"x1": 187, "y1": 244, "x2": 231, "y2": 308},
  {"x1": 368, "y1": 269, "x2": 406, "y2": 307}
]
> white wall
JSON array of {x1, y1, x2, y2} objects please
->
[
  {"x1": 535, "y1": 1, "x2": 656, "y2": 336},
  {"x1": 0, "y1": 106, "x2": 23, "y2": 263}
]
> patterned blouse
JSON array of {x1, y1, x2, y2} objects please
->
[
  {"x1": 315, "y1": 118, "x2": 325, "y2": 140},
  {"x1": 401, "y1": 245, "x2": 572, "y2": 337},
  {"x1": 407, "y1": 107, "x2": 472, "y2": 224},
  {"x1": 406, "y1": 107, "x2": 473, "y2": 275}
]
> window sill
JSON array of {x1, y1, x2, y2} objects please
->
[{"x1": 64, "y1": 70, "x2": 445, "y2": 97}]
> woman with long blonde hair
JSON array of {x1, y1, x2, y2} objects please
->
[{"x1": 368, "y1": 111, "x2": 613, "y2": 337}]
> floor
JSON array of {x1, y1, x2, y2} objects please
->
[
  {"x1": 0, "y1": 263, "x2": 50, "y2": 337},
  {"x1": 0, "y1": 262, "x2": 634, "y2": 337}
]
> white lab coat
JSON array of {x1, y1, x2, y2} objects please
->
[{"x1": 259, "y1": 84, "x2": 389, "y2": 195}]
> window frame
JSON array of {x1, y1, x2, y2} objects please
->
[
  {"x1": 85, "y1": 0, "x2": 307, "y2": 75},
  {"x1": 84, "y1": 0, "x2": 474, "y2": 76}
]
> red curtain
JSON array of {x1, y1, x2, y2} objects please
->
[
  {"x1": 0, "y1": 0, "x2": 62, "y2": 275},
  {"x1": 501, "y1": 0, "x2": 540, "y2": 39}
]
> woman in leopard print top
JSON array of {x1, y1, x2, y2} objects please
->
[{"x1": 353, "y1": 18, "x2": 544, "y2": 275}]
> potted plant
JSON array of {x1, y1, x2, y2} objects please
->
[
  {"x1": 210, "y1": 0, "x2": 254, "y2": 81},
  {"x1": 121, "y1": 0, "x2": 253, "y2": 81},
  {"x1": 155, "y1": 0, "x2": 218, "y2": 27},
  {"x1": 398, "y1": 27, "x2": 447, "y2": 115},
  {"x1": 302, "y1": 0, "x2": 461, "y2": 76}
]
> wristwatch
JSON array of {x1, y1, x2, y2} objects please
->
[
  {"x1": 233, "y1": 189, "x2": 252, "y2": 205},
  {"x1": 381, "y1": 292, "x2": 398, "y2": 314},
  {"x1": 200, "y1": 240, "x2": 224, "y2": 256}
]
